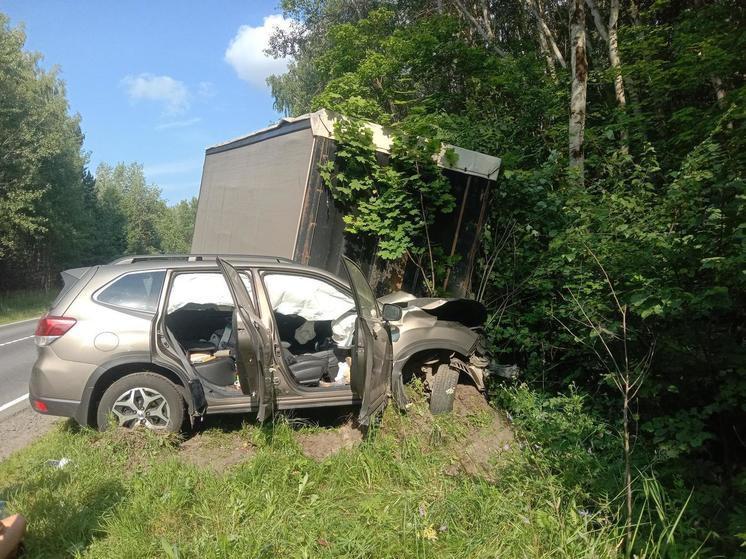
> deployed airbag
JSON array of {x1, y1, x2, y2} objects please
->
[{"x1": 378, "y1": 292, "x2": 487, "y2": 328}]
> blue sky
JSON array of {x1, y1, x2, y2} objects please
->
[{"x1": 3, "y1": 1, "x2": 292, "y2": 204}]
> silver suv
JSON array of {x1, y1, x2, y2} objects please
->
[{"x1": 30, "y1": 255, "x2": 491, "y2": 431}]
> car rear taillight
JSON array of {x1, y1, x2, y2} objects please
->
[
  {"x1": 34, "y1": 315, "x2": 77, "y2": 346},
  {"x1": 31, "y1": 399, "x2": 48, "y2": 413}
]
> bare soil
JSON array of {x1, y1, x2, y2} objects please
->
[
  {"x1": 0, "y1": 406, "x2": 59, "y2": 462},
  {"x1": 296, "y1": 422, "x2": 364, "y2": 461},
  {"x1": 179, "y1": 432, "x2": 256, "y2": 472},
  {"x1": 445, "y1": 384, "x2": 514, "y2": 480}
]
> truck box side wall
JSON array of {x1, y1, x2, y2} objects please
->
[
  {"x1": 191, "y1": 126, "x2": 315, "y2": 257},
  {"x1": 293, "y1": 137, "x2": 348, "y2": 277}
]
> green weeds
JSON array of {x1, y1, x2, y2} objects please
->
[
  {"x1": 0, "y1": 289, "x2": 54, "y2": 325},
  {"x1": 0, "y1": 388, "x2": 699, "y2": 558}
]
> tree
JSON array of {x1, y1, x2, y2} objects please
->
[
  {"x1": 568, "y1": 0, "x2": 587, "y2": 183},
  {"x1": 158, "y1": 197, "x2": 198, "y2": 253},
  {"x1": 0, "y1": 14, "x2": 91, "y2": 288},
  {"x1": 94, "y1": 162, "x2": 166, "y2": 255}
]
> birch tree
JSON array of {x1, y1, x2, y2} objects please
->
[
  {"x1": 569, "y1": 0, "x2": 588, "y2": 183},
  {"x1": 585, "y1": 0, "x2": 626, "y2": 109}
]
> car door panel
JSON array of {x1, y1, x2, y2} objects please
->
[
  {"x1": 217, "y1": 258, "x2": 275, "y2": 422},
  {"x1": 343, "y1": 258, "x2": 393, "y2": 425}
]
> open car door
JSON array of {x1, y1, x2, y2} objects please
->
[
  {"x1": 216, "y1": 257, "x2": 274, "y2": 422},
  {"x1": 343, "y1": 257, "x2": 394, "y2": 425}
]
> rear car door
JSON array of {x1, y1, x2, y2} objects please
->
[
  {"x1": 216, "y1": 258, "x2": 275, "y2": 422},
  {"x1": 343, "y1": 257, "x2": 393, "y2": 425}
]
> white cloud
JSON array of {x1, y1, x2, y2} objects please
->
[
  {"x1": 225, "y1": 15, "x2": 294, "y2": 88},
  {"x1": 197, "y1": 81, "x2": 216, "y2": 98},
  {"x1": 122, "y1": 73, "x2": 190, "y2": 114},
  {"x1": 155, "y1": 117, "x2": 202, "y2": 131}
]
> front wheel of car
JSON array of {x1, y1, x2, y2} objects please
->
[
  {"x1": 429, "y1": 364, "x2": 459, "y2": 415},
  {"x1": 96, "y1": 372, "x2": 185, "y2": 433}
]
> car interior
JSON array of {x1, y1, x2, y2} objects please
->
[{"x1": 164, "y1": 271, "x2": 357, "y2": 393}]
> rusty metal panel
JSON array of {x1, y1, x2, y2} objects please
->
[{"x1": 191, "y1": 126, "x2": 315, "y2": 257}]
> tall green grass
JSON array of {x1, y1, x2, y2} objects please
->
[
  {"x1": 0, "y1": 289, "x2": 54, "y2": 325},
  {"x1": 0, "y1": 389, "x2": 701, "y2": 558}
]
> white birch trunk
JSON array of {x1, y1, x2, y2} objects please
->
[
  {"x1": 569, "y1": 0, "x2": 588, "y2": 183},
  {"x1": 608, "y1": 0, "x2": 627, "y2": 108},
  {"x1": 523, "y1": 0, "x2": 567, "y2": 68},
  {"x1": 537, "y1": 21, "x2": 557, "y2": 80}
]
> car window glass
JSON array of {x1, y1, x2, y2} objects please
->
[
  {"x1": 167, "y1": 272, "x2": 254, "y2": 313},
  {"x1": 97, "y1": 271, "x2": 166, "y2": 313},
  {"x1": 263, "y1": 274, "x2": 354, "y2": 321},
  {"x1": 264, "y1": 273, "x2": 357, "y2": 348},
  {"x1": 344, "y1": 262, "x2": 380, "y2": 320}
]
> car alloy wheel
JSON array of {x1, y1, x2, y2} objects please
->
[{"x1": 111, "y1": 387, "x2": 170, "y2": 429}]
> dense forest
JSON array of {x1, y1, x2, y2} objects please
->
[
  {"x1": 266, "y1": 0, "x2": 745, "y2": 554},
  {"x1": 0, "y1": 14, "x2": 196, "y2": 291}
]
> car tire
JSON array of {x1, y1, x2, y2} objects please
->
[
  {"x1": 429, "y1": 364, "x2": 459, "y2": 415},
  {"x1": 96, "y1": 372, "x2": 185, "y2": 433}
]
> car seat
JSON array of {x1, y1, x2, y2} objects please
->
[{"x1": 282, "y1": 347, "x2": 338, "y2": 386}]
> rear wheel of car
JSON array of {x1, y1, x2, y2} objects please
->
[
  {"x1": 96, "y1": 372, "x2": 185, "y2": 433},
  {"x1": 429, "y1": 364, "x2": 459, "y2": 415}
]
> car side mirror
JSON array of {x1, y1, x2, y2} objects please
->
[{"x1": 381, "y1": 303, "x2": 403, "y2": 322}]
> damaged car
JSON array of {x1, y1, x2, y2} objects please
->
[{"x1": 29, "y1": 255, "x2": 498, "y2": 432}]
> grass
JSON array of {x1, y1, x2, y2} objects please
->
[
  {"x1": 0, "y1": 289, "x2": 55, "y2": 325},
  {"x1": 0, "y1": 390, "x2": 632, "y2": 559}
]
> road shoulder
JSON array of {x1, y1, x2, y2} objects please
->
[{"x1": 0, "y1": 406, "x2": 59, "y2": 462}]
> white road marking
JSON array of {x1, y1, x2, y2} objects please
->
[
  {"x1": 0, "y1": 335, "x2": 34, "y2": 348},
  {"x1": 0, "y1": 393, "x2": 29, "y2": 413}
]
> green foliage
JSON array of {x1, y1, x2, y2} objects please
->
[
  {"x1": 94, "y1": 162, "x2": 168, "y2": 256},
  {"x1": 319, "y1": 116, "x2": 455, "y2": 293},
  {"x1": 158, "y1": 197, "x2": 198, "y2": 254},
  {"x1": 0, "y1": 288, "x2": 55, "y2": 325},
  {"x1": 0, "y1": 15, "x2": 197, "y2": 289},
  {"x1": 270, "y1": 0, "x2": 745, "y2": 552}
]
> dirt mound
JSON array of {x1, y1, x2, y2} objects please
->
[
  {"x1": 452, "y1": 383, "x2": 495, "y2": 416},
  {"x1": 446, "y1": 385, "x2": 514, "y2": 480},
  {"x1": 179, "y1": 432, "x2": 255, "y2": 472},
  {"x1": 297, "y1": 423, "x2": 363, "y2": 461}
]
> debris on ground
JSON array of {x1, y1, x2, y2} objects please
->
[
  {"x1": 296, "y1": 422, "x2": 363, "y2": 461},
  {"x1": 45, "y1": 457, "x2": 70, "y2": 469}
]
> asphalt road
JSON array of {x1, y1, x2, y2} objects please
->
[
  {"x1": 0, "y1": 318, "x2": 37, "y2": 415},
  {"x1": 0, "y1": 317, "x2": 62, "y2": 461}
]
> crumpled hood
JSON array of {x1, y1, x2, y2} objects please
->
[{"x1": 378, "y1": 291, "x2": 487, "y2": 328}]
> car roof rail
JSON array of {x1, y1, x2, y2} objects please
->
[{"x1": 108, "y1": 254, "x2": 295, "y2": 265}]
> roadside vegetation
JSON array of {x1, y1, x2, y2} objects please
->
[
  {"x1": 1, "y1": 0, "x2": 743, "y2": 556},
  {"x1": 0, "y1": 14, "x2": 196, "y2": 292},
  {"x1": 0, "y1": 386, "x2": 691, "y2": 558},
  {"x1": 0, "y1": 289, "x2": 54, "y2": 325},
  {"x1": 264, "y1": 1, "x2": 745, "y2": 554}
]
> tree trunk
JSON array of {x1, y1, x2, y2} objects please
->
[
  {"x1": 569, "y1": 0, "x2": 588, "y2": 184},
  {"x1": 537, "y1": 21, "x2": 558, "y2": 80},
  {"x1": 524, "y1": 0, "x2": 567, "y2": 68},
  {"x1": 585, "y1": 0, "x2": 609, "y2": 42},
  {"x1": 608, "y1": 0, "x2": 626, "y2": 109}
]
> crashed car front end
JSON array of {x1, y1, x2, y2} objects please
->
[{"x1": 379, "y1": 292, "x2": 513, "y2": 399}]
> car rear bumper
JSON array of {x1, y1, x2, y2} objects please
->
[
  {"x1": 28, "y1": 390, "x2": 83, "y2": 422},
  {"x1": 29, "y1": 347, "x2": 94, "y2": 424}
]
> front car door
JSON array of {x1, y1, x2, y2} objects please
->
[
  {"x1": 216, "y1": 258, "x2": 275, "y2": 422},
  {"x1": 343, "y1": 257, "x2": 393, "y2": 425}
]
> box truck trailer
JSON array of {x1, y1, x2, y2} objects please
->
[{"x1": 191, "y1": 109, "x2": 500, "y2": 296}]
